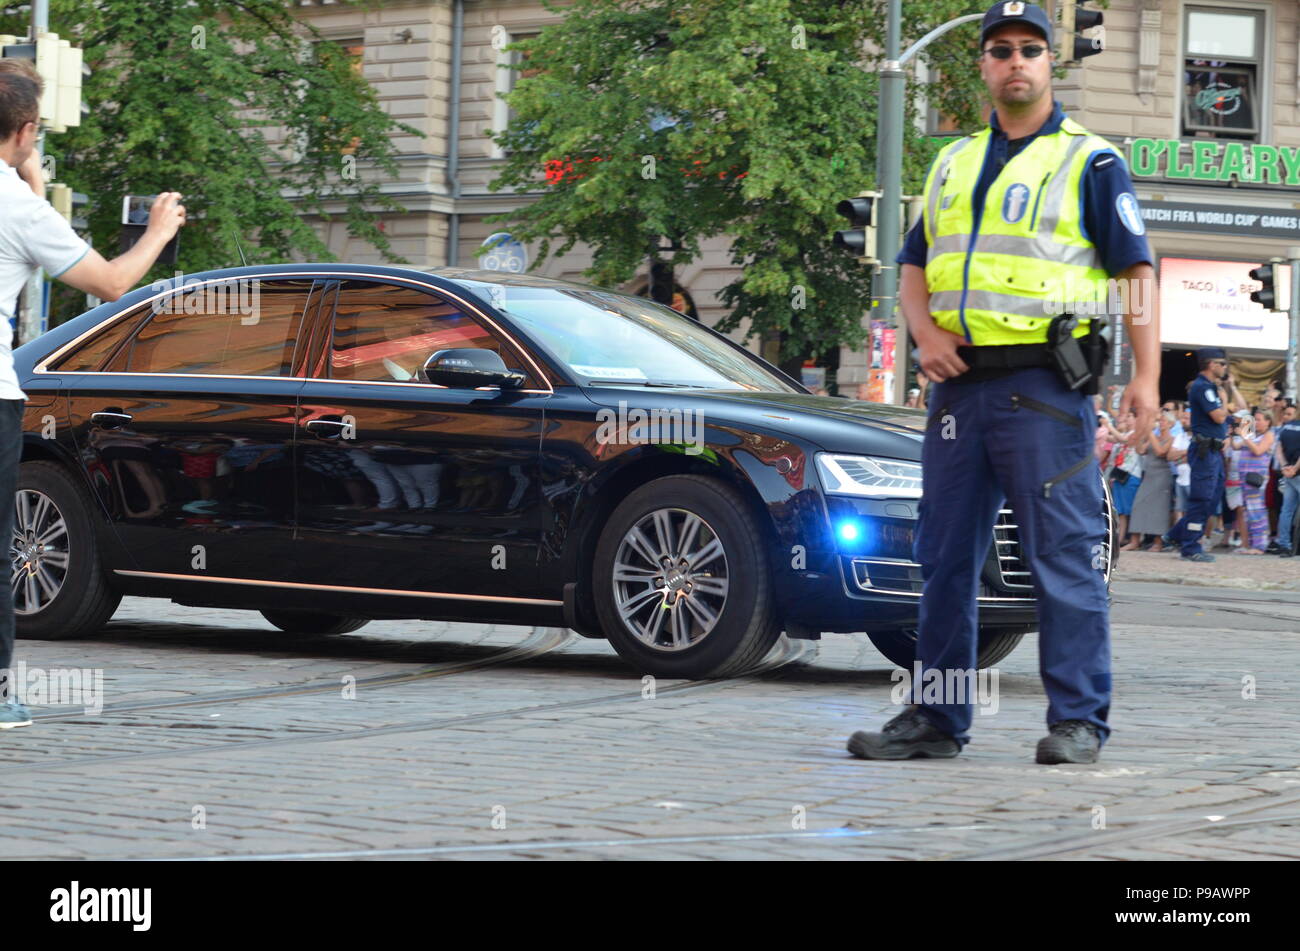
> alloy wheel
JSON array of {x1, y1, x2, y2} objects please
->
[
  {"x1": 11, "y1": 489, "x2": 70, "y2": 615},
  {"x1": 611, "y1": 507, "x2": 729, "y2": 652}
]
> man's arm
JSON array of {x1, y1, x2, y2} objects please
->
[
  {"x1": 1116, "y1": 262, "x2": 1159, "y2": 439},
  {"x1": 16, "y1": 149, "x2": 44, "y2": 199},
  {"x1": 58, "y1": 192, "x2": 185, "y2": 301},
  {"x1": 899, "y1": 263, "x2": 971, "y2": 382}
]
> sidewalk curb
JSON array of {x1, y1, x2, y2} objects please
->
[{"x1": 1117, "y1": 573, "x2": 1300, "y2": 592}]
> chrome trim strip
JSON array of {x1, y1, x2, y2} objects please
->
[
  {"x1": 847, "y1": 558, "x2": 1034, "y2": 603},
  {"x1": 30, "y1": 368, "x2": 548, "y2": 394},
  {"x1": 33, "y1": 271, "x2": 556, "y2": 394},
  {"x1": 113, "y1": 570, "x2": 565, "y2": 606}
]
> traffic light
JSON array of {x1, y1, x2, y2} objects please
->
[
  {"x1": 1250, "y1": 259, "x2": 1283, "y2": 310},
  {"x1": 1, "y1": 32, "x2": 87, "y2": 133},
  {"x1": 48, "y1": 183, "x2": 88, "y2": 229},
  {"x1": 833, "y1": 191, "x2": 880, "y2": 266},
  {"x1": 1057, "y1": 1, "x2": 1104, "y2": 65}
]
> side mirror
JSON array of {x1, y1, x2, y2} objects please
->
[{"x1": 422, "y1": 348, "x2": 526, "y2": 389}]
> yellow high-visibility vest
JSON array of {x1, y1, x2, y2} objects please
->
[{"x1": 922, "y1": 116, "x2": 1120, "y2": 346}]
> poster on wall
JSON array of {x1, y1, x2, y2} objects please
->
[{"x1": 1158, "y1": 257, "x2": 1290, "y2": 352}]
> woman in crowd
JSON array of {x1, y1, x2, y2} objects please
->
[
  {"x1": 1170, "y1": 405, "x2": 1192, "y2": 526},
  {"x1": 1126, "y1": 401, "x2": 1176, "y2": 551},
  {"x1": 1233, "y1": 407, "x2": 1275, "y2": 555},
  {"x1": 1105, "y1": 409, "x2": 1143, "y2": 546}
]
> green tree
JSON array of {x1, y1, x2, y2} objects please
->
[
  {"x1": 2, "y1": 0, "x2": 417, "y2": 325},
  {"x1": 490, "y1": 0, "x2": 991, "y2": 365}
]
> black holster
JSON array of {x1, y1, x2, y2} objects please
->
[{"x1": 1081, "y1": 317, "x2": 1110, "y2": 397}]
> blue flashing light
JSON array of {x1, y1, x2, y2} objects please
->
[{"x1": 837, "y1": 520, "x2": 860, "y2": 542}]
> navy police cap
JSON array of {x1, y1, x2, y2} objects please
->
[
  {"x1": 1197, "y1": 347, "x2": 1227, "y2": 362},
  {"x1": 981, "y1": 1, "x2": 1054, "y2": 48}
]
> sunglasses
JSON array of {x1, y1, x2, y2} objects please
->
[{"x1": 983, "y1": 44, "x2": 1048, "y2": 60}]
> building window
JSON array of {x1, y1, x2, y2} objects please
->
[{"x1": 1182, "y1": 6, "x2": 1262, "y2": 141}]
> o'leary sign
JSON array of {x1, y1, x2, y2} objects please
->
[{"x1": 1128, "y1": 138, "x2": 1300, "y2": 186}]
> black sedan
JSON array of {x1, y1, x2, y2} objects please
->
[{"x1": 11, "y1": 264, "x2": 1116, "y2": 678}]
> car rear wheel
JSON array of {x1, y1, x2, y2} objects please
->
[
  {"x1": 592, "y1": 475, "x2": 780, "y2": 680},
  {"x1": 259, "y1": 610, "x2": 369, "y2": 635},
  {"x1": 13, "y1": 461, "x2": 121, "y2": 640},
  {"x1": 866, "y1": 626, "x2": 1027, "y2": 670}
]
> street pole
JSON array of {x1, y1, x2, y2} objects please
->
[
  {"x1": 873, "y1": 10, "x2": 983, "y2": 404},
  {"x1": 876, "y1": 0, "x2": 904, "y2": 404},
  {"x1": 1289, "y1": 248, "x2": 1300, "y2": 400},
  {"x1": 18, "y1": 0, "x2": 50, "y2": 347}
]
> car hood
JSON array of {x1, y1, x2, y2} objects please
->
[{"x1": 581, "y1": 388, "x2": 927, "y2": 461}]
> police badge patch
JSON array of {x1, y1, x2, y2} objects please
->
[{"x1": 1003, "y1": 2, "x2": 1025, "y2": 15}]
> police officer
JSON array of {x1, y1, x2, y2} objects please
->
[
  {"x1": 1165, "y1": 349, "x2": 1230, "y2": 561},
  {"x1": 847, "y1": 2, "x2": 1158, "y2": 765}
]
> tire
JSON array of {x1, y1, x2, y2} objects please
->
[
  {"x1": 259, "y1": 610, "x2": 369, "y2": 635},
  {"x1": 13, "y1": 461, "x2": 121, "y2": 640},
  {"x1": 592, "y1": 474, "x2": 780, "y2": 679},
  {"x1": 866, "y1": 626, "x2": 1027, "y2": 670}
]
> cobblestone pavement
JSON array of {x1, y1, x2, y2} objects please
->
[{"x1": 1, "y1": 579, "x2": 1298, "y2": 861}]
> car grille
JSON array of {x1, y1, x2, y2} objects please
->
[
  {"x1": 846, "y1": 479, "x2": 1116, "y2": 597},
  {"x1": 993, "y1": 507, "x2": 1033, "y2": 590}
]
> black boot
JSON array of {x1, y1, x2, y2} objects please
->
[
  {"x1": 1035, "y1": 719, "x2": 1101, "y2": 764},
  {"x1": 847, "y1": 706, "x2": 960, "y2": 760}
]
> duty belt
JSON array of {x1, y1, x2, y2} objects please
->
[
  {"x1": 1192, "y1": 433, "x2": 1225, "y2": 452},
  {"x1": 952, "y1": 343, "x2": 1054, "y2": 383}
]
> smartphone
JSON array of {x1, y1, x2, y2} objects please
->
[
  {"x1": 120, "y1": 193, "x2": 180, "y2": 265},
  {"x1": 122, "y1": 194, "x2": 154, "y2": 226}
]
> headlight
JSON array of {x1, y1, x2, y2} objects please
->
[{"x1": 815, "y1": 453, "x2": 923, "y2": 499}]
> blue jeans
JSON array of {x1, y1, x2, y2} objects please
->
[
  {"x1": 913, "y1": 368, "x2": 1111, "y2": 746},
  {"x1": 1278, "y1": 473, "x2": 1300, "y2": 550},
  {"x1": 0, "y1": 399, "x2": 23, "y2": 680}
]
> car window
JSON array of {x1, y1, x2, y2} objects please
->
[
  {"x1": 446, "y1": 278, "x2": 796, "y2": 392},
  {"x1": 328, "y1": 281, "x2": 535, "y2": 385},
  {"x1": 50, "y1": 310, "x2": 145, "y2": 372},
  {"x1": 107, "y1": 278, "x2": 314, "y2": 377}
]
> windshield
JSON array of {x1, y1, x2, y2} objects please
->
[{"x1": 445, "y1": 279, "x2": 797, "y2": 392}]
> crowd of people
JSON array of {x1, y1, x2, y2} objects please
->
[{"x1": 1098, "y1": 377, "x2": 1300, "y2": 556}]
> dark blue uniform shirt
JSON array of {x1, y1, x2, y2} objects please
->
[
  {"x1": 1277, "y1": 420, "x2": 1300, "y2": 466},
  {"x1": 899, "y1": 101, "x2": 1153, "y2": 279},
  {"x1": 1188, "y1": 374, "x2": 1228, "y2": 439}
]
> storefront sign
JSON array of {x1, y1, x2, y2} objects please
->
[
  {"x1": 1158, "y1": 256, "x2": 1290, "y2": 352},
  {"x1": 1129, "y1": 138, "x2": 1300, "y2": 186},
  {"x1": 1139, "y1": 200, "x2": 1300, "y2": 239}
]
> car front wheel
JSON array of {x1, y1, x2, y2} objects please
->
[{"x1": 593, "y1": 475, "x2": 780, "y2": 680}]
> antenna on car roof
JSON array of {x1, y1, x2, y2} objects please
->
[{"x1": 231, "y1": 230, "x2": 249, "y2": 267}]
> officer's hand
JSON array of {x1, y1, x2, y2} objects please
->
[
  {"x1": 914, "y1": 326, "x2": 970, "y2": 382},
  {"x1": 1119, "y1": 376, "x2": 1159, "y2": 441},
  {"x1": 146, "y1": 192, "x2": 187, "y2": 242}
]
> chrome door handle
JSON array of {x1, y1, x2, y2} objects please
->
[
  {"x1": 304, "y1": 418, "x2": 348, "y2": 435},
  {"x1": 91, "y1": 411, "x2": 134, "y2": 428}
]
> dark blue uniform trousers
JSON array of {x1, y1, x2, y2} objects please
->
[
  {"x1": 912, "y1": 367, "x2": 1111, "y2": 746},
  {"x1": 1167, "y1": 442, "x2": 1225, "y2": 557}
]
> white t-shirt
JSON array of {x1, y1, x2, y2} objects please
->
[
  {"x1": 1172, "y1": 431, "x2": 1191, "y2": 487},
  {"x1": 0, "y1": 159, "x2": 90, "y2": 400}
]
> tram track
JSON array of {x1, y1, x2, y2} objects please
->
[
  {"x1": 35, "y1": 625, "x2": 574, "y2": 723},
  {"x1": 4, "y1": 636, "x2": 816, "y2": 776}
]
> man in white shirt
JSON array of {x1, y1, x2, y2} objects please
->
[{"x1": 0, "y1": 61, "x2": 185, "y2": 728}]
